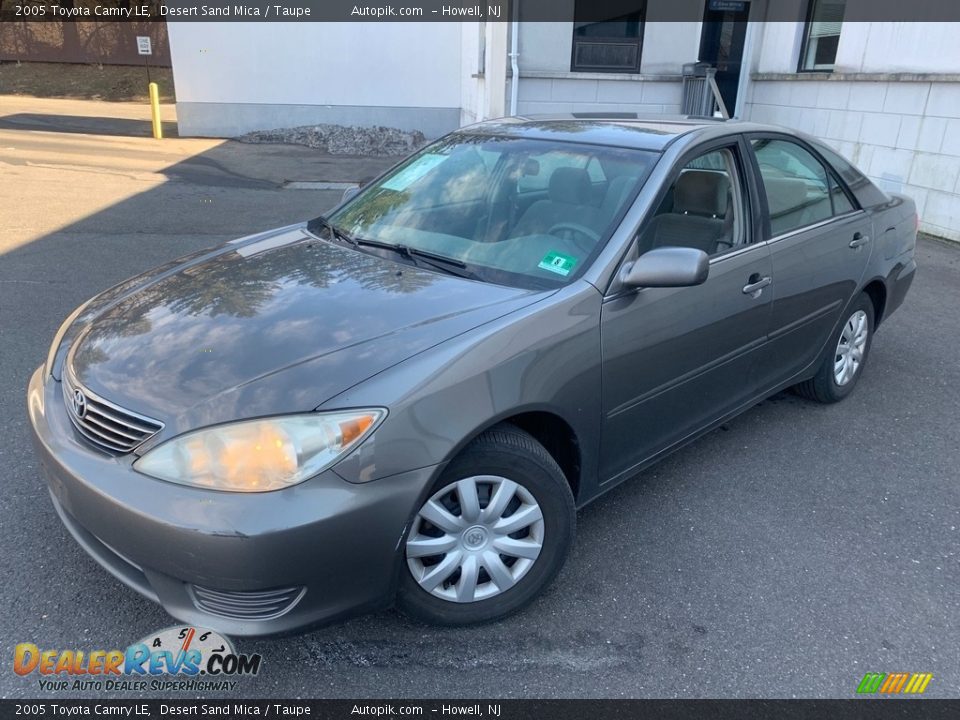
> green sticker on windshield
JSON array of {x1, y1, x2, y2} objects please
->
[{"x1": 538, "y1": 251, "x2": 577, "y2": 277}]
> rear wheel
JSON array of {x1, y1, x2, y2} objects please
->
[
  {"x1": 795, "y1": 293, "x2": 875, "y2": 403},
  {"x1": 397, "y1": 424, "x2": 575, "y2": 625}
]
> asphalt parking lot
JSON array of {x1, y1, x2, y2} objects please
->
[{"x1": 1, "y1": 99, "x2": 958, "y2": 699}]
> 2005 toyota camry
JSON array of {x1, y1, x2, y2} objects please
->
[{"x1": 28, "y1": 116, "x2": 917, "y2": 634}]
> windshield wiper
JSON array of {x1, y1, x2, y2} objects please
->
[
  {"x1": 308, "y1": 215, "x2": 358, "y2": 247},
  {"x1": 407, "y1": 251, "x2": 481, "y2": 280},
  {"x1": 352, "y1": 238, "x2": 481, "y2": 280},
  {"x1": 309, "y1": 219, "x2": 481, "y2": 280}
]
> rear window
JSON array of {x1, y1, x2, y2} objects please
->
[{"x1": 810, "y1": 142, "x2": 887, "y2": 208}]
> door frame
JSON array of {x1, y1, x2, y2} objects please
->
[
  {"x1": 740, "y1": 130, "x2": 867, "y2": 245},
  {"x1": 697, "y1": 0, "x2": 752, "y2": 115}
]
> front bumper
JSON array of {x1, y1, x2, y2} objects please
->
[{"x1": 27, "y1": 365, "x2": 437, "y2": 636}]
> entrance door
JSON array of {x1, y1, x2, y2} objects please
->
[{"x1": 699, "y1": 0, "x2": 751, "y2": 116}]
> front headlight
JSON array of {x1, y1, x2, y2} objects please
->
[{"x1": 133, "y1": 410, "x2": 385, "y2": 492}]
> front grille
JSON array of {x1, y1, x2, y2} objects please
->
[
  {"x1": 190, "y1": 585, "x2": 306, "y2": 621},
  {"x1": 62, "y1": 370, "x2": 163, "y2": 454}
]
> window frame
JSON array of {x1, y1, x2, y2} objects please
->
[
  {"x1": 640, "y1": 147, "x2": 749, "y2": 258},
  {"x1": 745, "y1": 133, "x2": 863, "y2": 243},
  {"x1": 606, "y1": 134, "x2": 763, "y2": 298},
  {"x1": 808, "y1": 139, "x2": 888, "y2": 208},
  {"x1": 828, "y1": 173, "x2": 855, "y2": 215},
  {"x1": 570, "y1": 2, "x2": 647, "y2": 74},
  {"x1": 797, "y1": 0, "x2": 846, "y2": 73}
]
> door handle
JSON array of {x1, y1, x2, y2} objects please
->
[
  {"x1": 849, "y1": 232, "x2": 871, "y2": 249},
  {"x1": 742, "y1": 275, "x2": 772, "y2": 297}
]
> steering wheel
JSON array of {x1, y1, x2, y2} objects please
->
[{"x1": 546, "y1": 222, "x2": 601, "y2": 252}]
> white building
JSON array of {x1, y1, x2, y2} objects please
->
[{"x1": 168, "y1": 3, "x2": 960, "y2": 240}]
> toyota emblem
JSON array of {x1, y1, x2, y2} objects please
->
[{"x1": 72, "y1": 389, "x2": 87, "y2": 419}]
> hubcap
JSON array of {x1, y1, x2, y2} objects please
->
[
  {"x1": 406, "y1": 475, "x2": 545, "y2": 603},
  {"x1": 834, "y1": 310, "x2": 868, "y2": 386}
]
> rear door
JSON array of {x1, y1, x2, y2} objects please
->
[
  {"x1": 746, "y1": 135, "x2": 873, "y2": 385},
  {"x1": 599, "y1": 137, "x2": 773, "y2": 484}
]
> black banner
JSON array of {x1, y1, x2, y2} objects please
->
[
  {"x1": 4, "y1": 0, "x2": 960, "y2": 22},
  {"x1": 2, "y1": 700, "x2": 960, "y2": 720}
]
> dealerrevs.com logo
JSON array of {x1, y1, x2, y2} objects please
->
[
  {"x1": 14, "y1": 626, "x2": 262, "y2": 693},
  {"x1": 856, "y1": 672, "x2": 933, "y2": 695}
]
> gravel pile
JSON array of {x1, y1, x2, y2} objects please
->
[{"x1": 238, "y1": 123, "x2": 428, "y2": 156}]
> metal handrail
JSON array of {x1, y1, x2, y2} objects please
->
[{"x1": 681, "y1": 66, "x2": 730, "y2": 119}]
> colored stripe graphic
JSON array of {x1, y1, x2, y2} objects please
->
[
  {"x1": 882, "y1": 673, "x2": 909, "y2": 693},
  {"x1": 857, "y1": 673, "x2": 885, "y2": 694},
  {"x1": 903, "y1": 673, "x2": 933, "y2": 694},
  {"x1": 857, "y1": 672, "x2": 932, "y2": 694}
]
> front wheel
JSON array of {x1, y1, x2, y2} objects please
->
[
  {"x1": 795, "y1": 293, "x2": 875, "y2": 403},
  {"x1": 397, "y1": 424, "x2": 575, "y2": 625}
]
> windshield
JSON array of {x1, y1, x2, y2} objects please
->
[{"x1": 325, "y1": 135, "x2": 658, "y2": 289}]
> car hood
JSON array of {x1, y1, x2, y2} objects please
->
[{"x1": 67, "y1": 225, "x2": 544, "y2": 432}]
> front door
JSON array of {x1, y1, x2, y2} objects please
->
[
  {"x1": 599, "y1": 141, "x2": 773, "y2": 484},
  {"x1": 699, "y1": 0, "x2": 751, "y2": 116}
]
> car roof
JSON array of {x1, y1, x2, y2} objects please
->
[{"x1": 456, "y1": 115, "x2": 782, "y2": 152}]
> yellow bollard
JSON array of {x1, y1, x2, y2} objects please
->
[{"x1": 148, "y1": 82, "x2": 162, "y2": 139}]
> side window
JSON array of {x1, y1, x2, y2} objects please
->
[
  {"x1": 813, "y1": 141, "x2": 885, "y2": 208},
  {"x1": 752, "y1": 138, "x2": 834, "y2": 236},
  {"x1": 638, "y1": 147, "x2": 746, "y2": 257},
  {"x1": 815, "y1": 143, "x2": 868, "y2": 191},
  {"x1": 829, "y1": 174, "x2": 855, "y2": 214}
]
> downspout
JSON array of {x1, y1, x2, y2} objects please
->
[
  {"x1": 509, "y1": 1, "x2": 520, "y2": 115},
  {"x1": 734, "y1": 13, "x2": 760, "y2": 119}
]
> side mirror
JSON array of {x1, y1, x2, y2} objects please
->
[
  {"x1": 341, "y1": 186, "x2": 361, "y2": 203},
  {"x1": 620, "y1": 246, "x2": 709, "y2": 289}
]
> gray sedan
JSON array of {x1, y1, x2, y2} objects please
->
[{"x1": 28, "y1": 117, "x2": 917, "y2": 635}]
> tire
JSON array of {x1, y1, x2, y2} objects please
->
[
  {"x1": 397, "y1": 423, "x2": 576, "y2": 626},
  {"x1": 794, "y1": 293, "x2": 875, "y2": 404}
]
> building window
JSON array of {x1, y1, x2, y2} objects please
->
[
  {"x1": 571, "y1": 2, "x2": 646, "y2": 73},
  {"x1": 799, "y1": 0, "x2": 846, "y2": 72}
]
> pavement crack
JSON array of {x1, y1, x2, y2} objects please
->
[
  {"x1": 0, "y1": 278, "x2": 64, "y2": 285},
  {"x1": 23, "y1": 160, "x2": 160, "y2": 183}
]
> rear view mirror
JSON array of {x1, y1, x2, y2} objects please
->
[
  {"x1": 341, "y1": 186, "x2": 361, "y2": 203},
  {"x1": 620, "y1": 246, "x2": 709, "y2": 288}
]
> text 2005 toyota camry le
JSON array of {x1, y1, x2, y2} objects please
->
[{"x1": 28, "y1": 117, "x2": 917, "y2": 634}]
